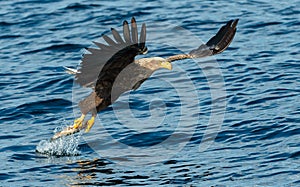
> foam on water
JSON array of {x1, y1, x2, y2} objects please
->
[{"x1": 36, "y1": 126, "x2": 82, "y2": 156}]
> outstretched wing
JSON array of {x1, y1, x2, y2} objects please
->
[
  {"x1": 166, "y1": 19, "x2": 239, "y2": 62},
  {"x1": 75, "y1": 17, "x2": 147, "y2": 88}
]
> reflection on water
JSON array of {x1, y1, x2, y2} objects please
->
[{"x1": 72, "y1": 159, "x2": 114, "y2": 185}]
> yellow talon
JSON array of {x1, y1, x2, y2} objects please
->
[
  {"x1": 85, "y1": 116, "x2": 95, "y2": 133},
  {"x1": 73, "y1": 114, "x2": 85, "y2": 129}
]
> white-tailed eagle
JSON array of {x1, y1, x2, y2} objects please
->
[{"x1": 52, "y1": 17, "x2": 239, "y2": 140}]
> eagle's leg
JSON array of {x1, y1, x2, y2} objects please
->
[
  {"x1": 73, "y1": 91, "x2": 102, "y2": 132},
  {"x1": 85, "y1": 111, "x2": 97, "y2": 133},
  {"x1": 73, "y1": 114, "x2": 85, "y2": 129}
]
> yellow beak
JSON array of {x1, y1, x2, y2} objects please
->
[{"x1": 160, "y1": 61, "x2": 172, "y2": 70}]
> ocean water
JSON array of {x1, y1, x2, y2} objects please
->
[{"x1": 1, "y1": 0, "x2": 300, "y2": 186}]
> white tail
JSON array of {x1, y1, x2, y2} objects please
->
[{"x1": 63, "y1": 66, "x2": 79, "y2": 75}]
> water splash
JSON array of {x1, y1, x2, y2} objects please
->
[{"x1": 36, "y1": 126, "x2": 82, "y2": 156}]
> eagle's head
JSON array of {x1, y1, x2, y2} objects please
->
[{"x1": 138, "y1": 57, "x2": 172, "y2": 71}]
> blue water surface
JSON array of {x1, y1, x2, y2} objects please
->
[{"x1": 1, "y1": 0, "x2": 299, "y2": 186}]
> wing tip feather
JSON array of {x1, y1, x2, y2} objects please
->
[{"x1": 131, "y1": 17, "x2": 136, "y2": 23}]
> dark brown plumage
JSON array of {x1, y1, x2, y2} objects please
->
[
  {"x1": 52, "y1": 17, "x2": 239, "y2": 140},
  {"x1": 76, "y1": 17, "x2": 147, "y2": 88},
  {"x1": 166, "y1": 19, "x2": 239, "y2": 62}
]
